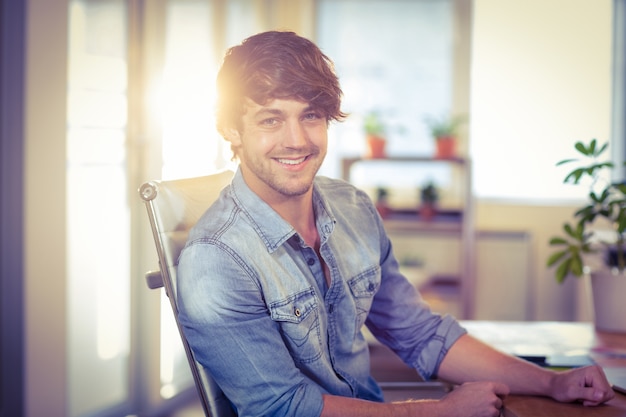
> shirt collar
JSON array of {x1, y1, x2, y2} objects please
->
[{"x1": 230, "y1": 168, "x2": 336, "y2": 252}]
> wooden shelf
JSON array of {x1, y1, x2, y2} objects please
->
[
  {"x1": 340, "y1": 156, "x2": 475, "y2": 319},
  {"x1": 381, "y1": 209, "x2": 463, "y2": 234}
]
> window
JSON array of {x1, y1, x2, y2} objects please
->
[
  {"x1": 67, "y1": 1, "x2": 130, "y2": 416},
  {"x1": 316, "y1": 0, "x2": 456, "y2": 182},
  {"x1": 159, "y1": 0, "x2": 264, "y2": 181}
]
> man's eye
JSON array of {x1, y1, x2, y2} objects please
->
[
  {"x1": 303, "y1": 112, "x2": 322, "y2": 121},
  {"x1": 260, "y1": 118, "x2": 278, "y2": 126}
]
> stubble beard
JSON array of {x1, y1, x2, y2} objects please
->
[{"x1": 242, "y1": 146, "x2": 325, "y2": 198}]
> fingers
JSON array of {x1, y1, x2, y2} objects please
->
[
  {"x1": 492, "y1": 381, "x2": 510, "y2": 397},
  {"x1": 554, "y1": 365, "x2": 615, "y2": 405},
  {"x1": 446, "y1": 381, "x2": 508, "y2": 417},
  {"x1": 579, "y1": 366, "x2": 615, "y2": 405},
  {"x1": 576, "y1": 386, "x2": 615, "y2": 406}
]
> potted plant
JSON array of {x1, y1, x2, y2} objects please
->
[
  {"x1": 424, "y1": 114, "x2": 466, "y2": 159},
  {"x1": 375, "y1": 187, "x2": 391, "y2": 218},
  {"x1": 364, "y1": 111, "x2": 387, "y2": 159},
  {"x1": 546, "y1": 138, "x2": 626, "y2": 332},
  {"x1": 419, "y1": 181, "x2": 439, "y2": 221}
]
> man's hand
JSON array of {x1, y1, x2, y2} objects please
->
[
  {"x1": 548, "y1": 365, "x2": 615, "y2": 406},
  {"x1": 436, "y1": 381, "x2": 509, "y2": 417},
  {"x1": 322, "y1": 381, "x2": 509, "y2": 417}
]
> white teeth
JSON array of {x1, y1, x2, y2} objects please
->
[{"x1": 278, "y1": 157, "x2": 306, "y2": 165}]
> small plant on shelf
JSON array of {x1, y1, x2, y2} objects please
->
[
  {"x1": 424, "y1": 114, "x2": 466, "y2": 159},
  {"x1": 363, "y1": 111, "x2": 387, "y2": 159},
  {"x1": 419, "y1": 181, "x2": 439, "y2": 221},
  {"x1": 375, "y1": 187, "x2": 391, "y2": 218}
]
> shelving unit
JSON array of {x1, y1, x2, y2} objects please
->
[{"x1": 341, "y1": 156, "x2": 475, "y2": 319}]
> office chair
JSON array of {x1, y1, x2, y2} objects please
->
[
  {"x1": 139, "y1": 170, "x2": 236, "y2": 417},
  {"x1": 139, "y1": 170, "x2": 451, "y2": 413}
]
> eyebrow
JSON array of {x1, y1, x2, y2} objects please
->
[
  {"x1": 253, "y1": 104, "x2": 318, "y2": 119},
  {"x1": 254, "y1": 108, "x2": 283, "y2": 118}
]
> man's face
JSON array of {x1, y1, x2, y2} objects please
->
[{"x1": 227, "y1": 98, "x2": 328, "y2": 203}]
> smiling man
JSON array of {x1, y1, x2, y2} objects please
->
[{"x1": 176, "y1": 31, "x2": 614, "y2": 417}]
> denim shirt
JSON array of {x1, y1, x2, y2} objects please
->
[{"x1": 177, "y1": 169, "x2": 466, "y2": 417}]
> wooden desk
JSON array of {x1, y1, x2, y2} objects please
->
[
  {"x1": 370, "y1": 321, "x2": 626, "y2": 414},
  {"x1": 462, "y1": 321, "x2": 626, "y2": 417}
]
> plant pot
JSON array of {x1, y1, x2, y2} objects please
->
[
  {"x1": 435, "y1": 136, "x2": 456, "y2": 159},
  {"x1": 375, "y1": 202, "x2": 391, "y2": 219},
  {"x1": 366, "y1": 135, "x2": 386, "y2": 159},
  {"x1": 420, "y1": 203, "x2": 437, "y2": 221},
  {"x1": 590, "y1": 269, "x2": 626, "y2": 333}
]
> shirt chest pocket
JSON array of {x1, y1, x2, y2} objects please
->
[
  {"x1": 348, "y1": 266, "x2": 381, "y2": 327},
  {"x1": 269, "y1": 288, "x2": 322, "y2": 364}
]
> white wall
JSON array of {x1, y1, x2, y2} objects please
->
[
  {"x1": 470, "y1": 0, "x2": 613, "y2": 320},
  {"x1": 24, "y1": 1, "x2": 69, "y2": 416}
]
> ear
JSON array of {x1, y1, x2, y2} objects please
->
[{"x1": 223, "y1": 126, "x2": 242, "y2": 147}]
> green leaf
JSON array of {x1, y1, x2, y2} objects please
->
[
  {"x1": 574, "y1": 221, "x2": 585, "y2": 239},
  {"x1": 575, "y1": 141, "x2": 589, "y2": 155},
  {"x1": 556, "y1": 158, "x2": 577, "y2": 166},
  {"x1": 547, "y1": 250, "x2": 568, "y2": 266},
  {"x1": 581, "y1": 239, "x2": 595, "y2": 253},
  {"x1": 549, "y1": 237, "x2": 568, "y2": 245},
  {"x1": 555, "y1": 258, "x2": 571, "y2": 283},
  {"x1": 563, "y1": 168, "x2": 585, "y2": 184},
  {"x1": 570, "y1": 254, "x2": 584, "y2": 276},
  {"x1": 599, "y1": 188, "x2": 611, "y2": 201},
  {"x1": 595, "y1": 141, "x2": 608, "y2": 156}
]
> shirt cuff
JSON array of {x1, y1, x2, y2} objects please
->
[{"x1": 414, "y1": 315, "x2": 467, "y2": 380}]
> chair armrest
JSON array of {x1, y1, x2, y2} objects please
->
[{"x1": 145, "y1": 270, "x2": 164, "y2": 289}]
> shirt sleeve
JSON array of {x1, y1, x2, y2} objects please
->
[
  {"x1": 363, "y1": 206, "x2": 467, "y2": 380},
  {"x1": 176, "y1": 241, "x2": 325, "y2": 417}
]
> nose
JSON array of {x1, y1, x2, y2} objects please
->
[{"x1": 283, "y1": 119, "x2": 308, "y2": 148}]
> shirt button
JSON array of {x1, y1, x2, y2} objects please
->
[
  {"x1": 294, "y1": 308, "x2": 301, "y2": 317},
  {"x1": 368, "y1": 283, "x2": 376, "y2": 291},
  {"x1": 307, "y1": 258, "x2": 315, "y2": 266}
]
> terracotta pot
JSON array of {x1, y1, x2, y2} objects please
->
[
  {"x1": 420, "y1": 203, "x2": 437, "y2": 221},
  {"x1": 590, "y1": 269, "x2": 626, "y2": 333},
  {"x1": 435, "y1": 136, "x2": 456, "y2": 159},
  {"x1": 366, "y1": 135, "x2": 386, "y2": 159},
  {"x1": 376, "y1": 202, "x2": 391, "y2": 219}
]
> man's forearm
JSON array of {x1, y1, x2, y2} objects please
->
[
  {"x1": 321, "y1": 380, "x2": 508, "y2": 417},
  {"x1": 437, "y1": 333, "x2": 554, "y2": 396},
  {"x1": 437, "y1": 333, "x2": 614, "y2": 406},
  {"x1": 321, "y1": 394, "x2": 438, "y2": 417}
]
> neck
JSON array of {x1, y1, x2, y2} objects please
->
[
  {"x1": 237, "y1": 167, "x2": 319, "y2": 247},
  {"x1": 274, "y1": 193, "x2": 318, "y2": 248}
]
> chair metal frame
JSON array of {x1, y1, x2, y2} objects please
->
[{"x1": 139, "y1": 170, "x2": 236, "y2": 417}]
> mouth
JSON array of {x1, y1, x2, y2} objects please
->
[{"x1": 276, "y1": 156, "x2": 308, "y2": 166}]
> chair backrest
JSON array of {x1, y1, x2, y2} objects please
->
[{"x1": 139, "y1": 170, "x2": 236, "y2": 417}]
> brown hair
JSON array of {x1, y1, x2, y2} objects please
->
[{"x1": 216, "y1": 31, "x2": 346, "y2": 137}]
